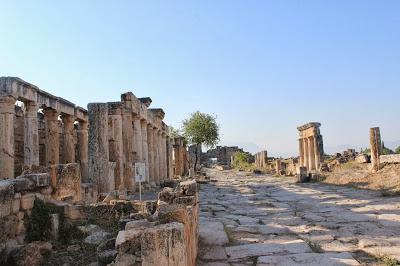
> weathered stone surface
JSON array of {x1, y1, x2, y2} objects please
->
[
  {"x1": 199, "y1": 221, "x2": 229, "y2": 246},
  {"x1": 258, "y1": 252, "x2": 360, "y2": 265},
  {"x1": 21, "y1": 173, "x2": 50, "y2": 187},
  {"x1": 84, "y1": 231, "x2": 112, "y2": 246},
  {"x1": 50, "y1": 163, "x2": 81, "y2": 202},
  {"x1": 380, "y1": 154, "x2": 400, "y2": 164},
  {"x1": 355, "y1": 154, "x2": 370, "y2": 164},
  {"x1": 20, "y1": 193, "x2": 35, "y2": 210},
  {"x1": 9, "y1": 241, "x2": 52, "y2": 266},
  {"x1": 225, "y1": 240, "x2": 312, "y2": 260}
]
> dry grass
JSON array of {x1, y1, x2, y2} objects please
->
[{"x1": 323, "y1": 163, "x2": 400, "y2": 194}]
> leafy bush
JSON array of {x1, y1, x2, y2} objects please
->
[{"x1": 395, "y1": 146, "x2": 400, "y2": 154}]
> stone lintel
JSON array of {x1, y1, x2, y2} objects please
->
[
  {"x1": 297, "y1": 122, "x2": 321, "y2": 131},
  {"x1": 149, "y1": 108, "x2": 165, "y2": 120}
]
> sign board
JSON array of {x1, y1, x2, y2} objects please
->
[{"x1": 135, "y1": 162, "x2": 146, "y2": 183}]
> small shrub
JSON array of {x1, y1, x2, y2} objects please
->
[{"x1": 26, "y1": 198, "x2": 51, "y2": 242}]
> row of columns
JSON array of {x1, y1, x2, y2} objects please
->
[
  {"x1": 254, "y1": 151, "x2": 268, "y2": 168},
  {"x1": 298, "y1": 136, "x2": 321, "y2": 171},
  {"x1": 89, "y1": 103, "x2": 170, "y2": 194},
  {"x1": 0, "y1": 95, "x2": 89, "y2": 180}
]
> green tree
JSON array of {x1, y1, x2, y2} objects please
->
[
  {"x1": 395, "y1": 146, "x2": 400, "y2": 154},
  {"x1": 182, "y1": 111, "x2": 220, "y2": 171},
  {"x1": 169, "y1": 126, "x2": 182, "y2": 139},
  {"x1": 232, "y1": 151, "x2": 251, "y2": 168}
]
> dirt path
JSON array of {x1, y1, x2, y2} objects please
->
[{"x1": 197, "y1": 169, "x2": 400, "y2": 265}]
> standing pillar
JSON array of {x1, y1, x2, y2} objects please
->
[
  {"x1": 147, "y1": 125, "x2": 155, "y2": 187},
  {"x1": 88, "y1": 103, "x2": 111, "y2": 194},
  {"x1": 109, "y1": 109, "x2": 124, "y2": 190},
  {"x1": 77, "y1": 121, "x2": 89, "y2": 182},
  {"x1": 122, "y1": 111, "x2": 134, "y2": 191},
  {"x1": 62, "y1": 114, "x2": 75, "y2": 164},
  {"x1": 44, "y1": 108, "x2": 60, "y2": 166},
  {"x1": 308, "y1": 136, "x2": 315, "y2": 170},
  {"x1": 167, "y1": 137, "x2": 173, "y2": 179},
  {"x1": 298, "y1": 139, "x2": 304, "y2": 167},
  {"x1": 0, "y1": 96, "x2": 16, "y2": 179},
  {"x1": 161, "y1": 133, "x2": 167, "y2": 180},
  {"x1": 303, "y1": 138, "x2": 309, "y2": 170},
  {"x1": 141, "y1": 120, "x2": 150, "y2": 184},
  {"x1": 370, "y1": 127, "x2": 381, "y2": 172},
  {"x1": 24, "y1": 101, "x2": 39, "y2": 167},
  {"x1": 133, "y1": 116, "x2": 143, "y2": 162},
  {"x1": 154, "y1": 129, "x2": 160, "y2": 185},
  {"x1": 313, "y1": 136, "x2": 321, "y2": 170}
]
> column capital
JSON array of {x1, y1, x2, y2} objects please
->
[
  {"x1": 78, "y1": 120, "x2": 88, "y2": 131},
  {"x1": 0, "y1": 96, "x2": 16, "y2": 113},
  {"x1": 44, "y1": 108, "x2": 59, "y2": 120}
]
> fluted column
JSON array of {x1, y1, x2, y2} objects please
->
[
  {"x1": 313, "y1": 136, "x2": 320, "y2": 170},
  {"x1": 154, "y1": 129, "x2": 160, "y2": 185},
  {"x1": 44, "y1": 108, "x2": 60, "y2": 166},
  {"x1": 62, "y1": 114, "x2": 75, "y2": 164},
  {"x1": 77, "y1": 121, "x2": 89, "y2": 182},
  {"x1": 109, "y1": 109, "x2": 124, "y2": 190},
  {"x1": 24, "y1": 101, "x2": 39, "y2": 167},
  {"x1": 141, "y1": 120, "x2": 150, "y2": 184},
  {"x1": 122, "y1": 111, "x2": 134, "y2": 191},
  {"x1": 161, "y1": 133, "x2": 167, "y2": 180},
  {"x1": 88, "y1": 103, "x2": 111, "y2": 193},
  {"x1": 303, "y1": 138, "x2": 309, "y2": 170},
  {"x1": 133, "y1": 116, "x2": 143, "y2": 162},
  {"x1": 298, "y1": 138, "x2": 304, "y2": 167},
  {"x1": 0, "y1": 96, "x2": 16, "y2": 179},
  {"x1": 147, "y1": 125, "x2": 155, "y2": 187},
  {"x1": 158, "y1": 132, "x2": 163, "y2": 181},
  {"x1": 308, "y1": 136, "x2": 315, "y2": 170}
]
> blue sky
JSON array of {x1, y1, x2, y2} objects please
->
[{"x1": 1, "y1": 1, "x2": 399, "y2": 156}]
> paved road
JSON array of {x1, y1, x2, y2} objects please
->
[{"x1": 197, "y1": 169, "x2": 400, "y2": 265}]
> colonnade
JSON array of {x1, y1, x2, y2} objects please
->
[{"x1": 298, "y1": 122, "x2": 324, "y2": 172}]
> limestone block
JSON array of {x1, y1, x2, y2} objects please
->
[
  {"x1": 12, "y1": 193, "x2": 21, "y2": 214},
  {"x1": 51, "y1": 164, "x2": 81, "y2": 202},
  {"x1": 64, "y1": 204, "x2": 85, "y2": 220},
  {"x1": 380, "y1": 154, "x2": 400, "y2": 164},
  {"x1": 0, "y1": 201, "x2": 11, "y2": 218},
  {"x1": 356, "y1": 154, "x2": 370, "y2": 164},
  {"x1": 22, "y1": 173, "x2": 50, "y2": 187},
  {"x1": 20, "y1": 193, "x2": 35, "y2": 211},
  {"x1": 179, "y1": 180, "x2": 198, "y2": 196},
  {"x1": 115, "y1": 228, "x2": 143, "y2": 254},
  {"x1": 297, "y1": 167, "x2": 309, "y2": 183},
  {"x1": 13, "y1": 178, "x2": 35, "y2": 192}
]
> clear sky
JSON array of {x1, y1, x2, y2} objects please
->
[{"x1": 1, "y1": 1, "x2": 399, "y2": 156}]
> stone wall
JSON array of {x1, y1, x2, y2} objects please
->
[
  {"x1": 114, "y1": 180, "x2": 199, "y2": 266},
  {"x1": 380, "y1": 154, "x2": 400, "y2": 164},
  {"x1": 202, "y1": 146, "x2": 251, "y2": 166}
]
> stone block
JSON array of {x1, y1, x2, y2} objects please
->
[
  {"x1": 51, "y1": 164, "x2": 82, "y2": 203},
  {"x1": 13, "y1": 178, "x2": 35, "y2": 193},
  {"x1": 12, "y1": 193, "x2": 21, "y2": 214},
  {"x1": 380, "y1": 154, "x2": 400, "y2": 164},
  {"x1": 297, "y1": 167, "x2": 309, "y2": 183},
  {"x1": 0, "y1": 201, "x2": 11, "y2": 218},
  {"x1": 179, "y1": 180, "x2": 198, "y2": 196},
  {"x1": 23, "y1": 173, "x2": 50, "y2": 187},
  {"x1": 20, "y1": 193, "x2": 35, "y2": 211},
  {"x1": 0, "y1": 180, "x2": 15, "y2": 202},
  {"x1": 64, "y1": 204, "x2": 85, "y2": 220},
  {"x1": 356, "y1": 154, "x2": 370, "y2": 163}
]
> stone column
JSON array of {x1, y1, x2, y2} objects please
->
[
  {"x1": 88, "y1": 103, "x2": 110, "y2": 194},
  {"x1": 109, "y1": 109, "x2": 124, "y2": 190},
  {"x1": 147, "y1": 125, "x2": 155, "y2": 187},
  {"x1": 141, "y1": 120, "x2": 150, "y2": 184},
  {"x1": 159, "y1": 133, "x2": 163, "y2": 181},
  {"x1": 133, "y1": 116, "x2": 143, "y2": 162},
  {"x1": 62, "y1": 114, "x2": 75, "y2": 164},
  {"x1": 0, "y1": 96, "x2": 16, "y2": 179},
  {"x1": 303, "y1": 138, "x2": 308, "y2": 170},
  {"x1": 308, "y1": 136, "x2": 315, "y2": 170},
  {"x1": 161, "y1": 133, "x2": 167, "y2": 180},
  {"x1": 44, "y1": 108, "x2": 60, "y2": 166},
  {"x1": 77, "y1": 121, "x2": 89, "y2": 182},
  {"x1": 370, "y1": 127, "x2": 381, "y2": 172},
  {"x1": 166, "y1": 137, "x2": 172, "y2": 179},
  {"x1": 24, "y1": 101, "x2": 39, "y2": 167},
  {"x1": 122, "y1": 111, "x2": 134, "y2": 191},
  {"x1": 298, "y1": 139, "x2": 304, "y2": 167},
  {"x1": 275, "y1": 159, "x2": 281, "y2": 175},
  {"x1": 154, "y1": 129, "x2": 160, "y2": 185},
  {"x1": 313, "y1": 136, "x2": 320, "y2": 171}
]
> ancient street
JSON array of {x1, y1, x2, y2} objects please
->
[{"x1": 198, "y1": 169, "x2": 400, "y2": 265}]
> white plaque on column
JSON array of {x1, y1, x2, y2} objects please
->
[{"x1": 135, "y1": 162, "x2": 146, "y2": 182}]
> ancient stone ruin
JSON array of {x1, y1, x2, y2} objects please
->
[
  {"x1": 254, "y1": 151, "x2": 268, "y2": 169},
  {"x1": 0, "y1": 77, "x2": 196, "y2": 265},
  {"x1": 297, "y1": 122, "x2": 324, "y2": 172}
]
